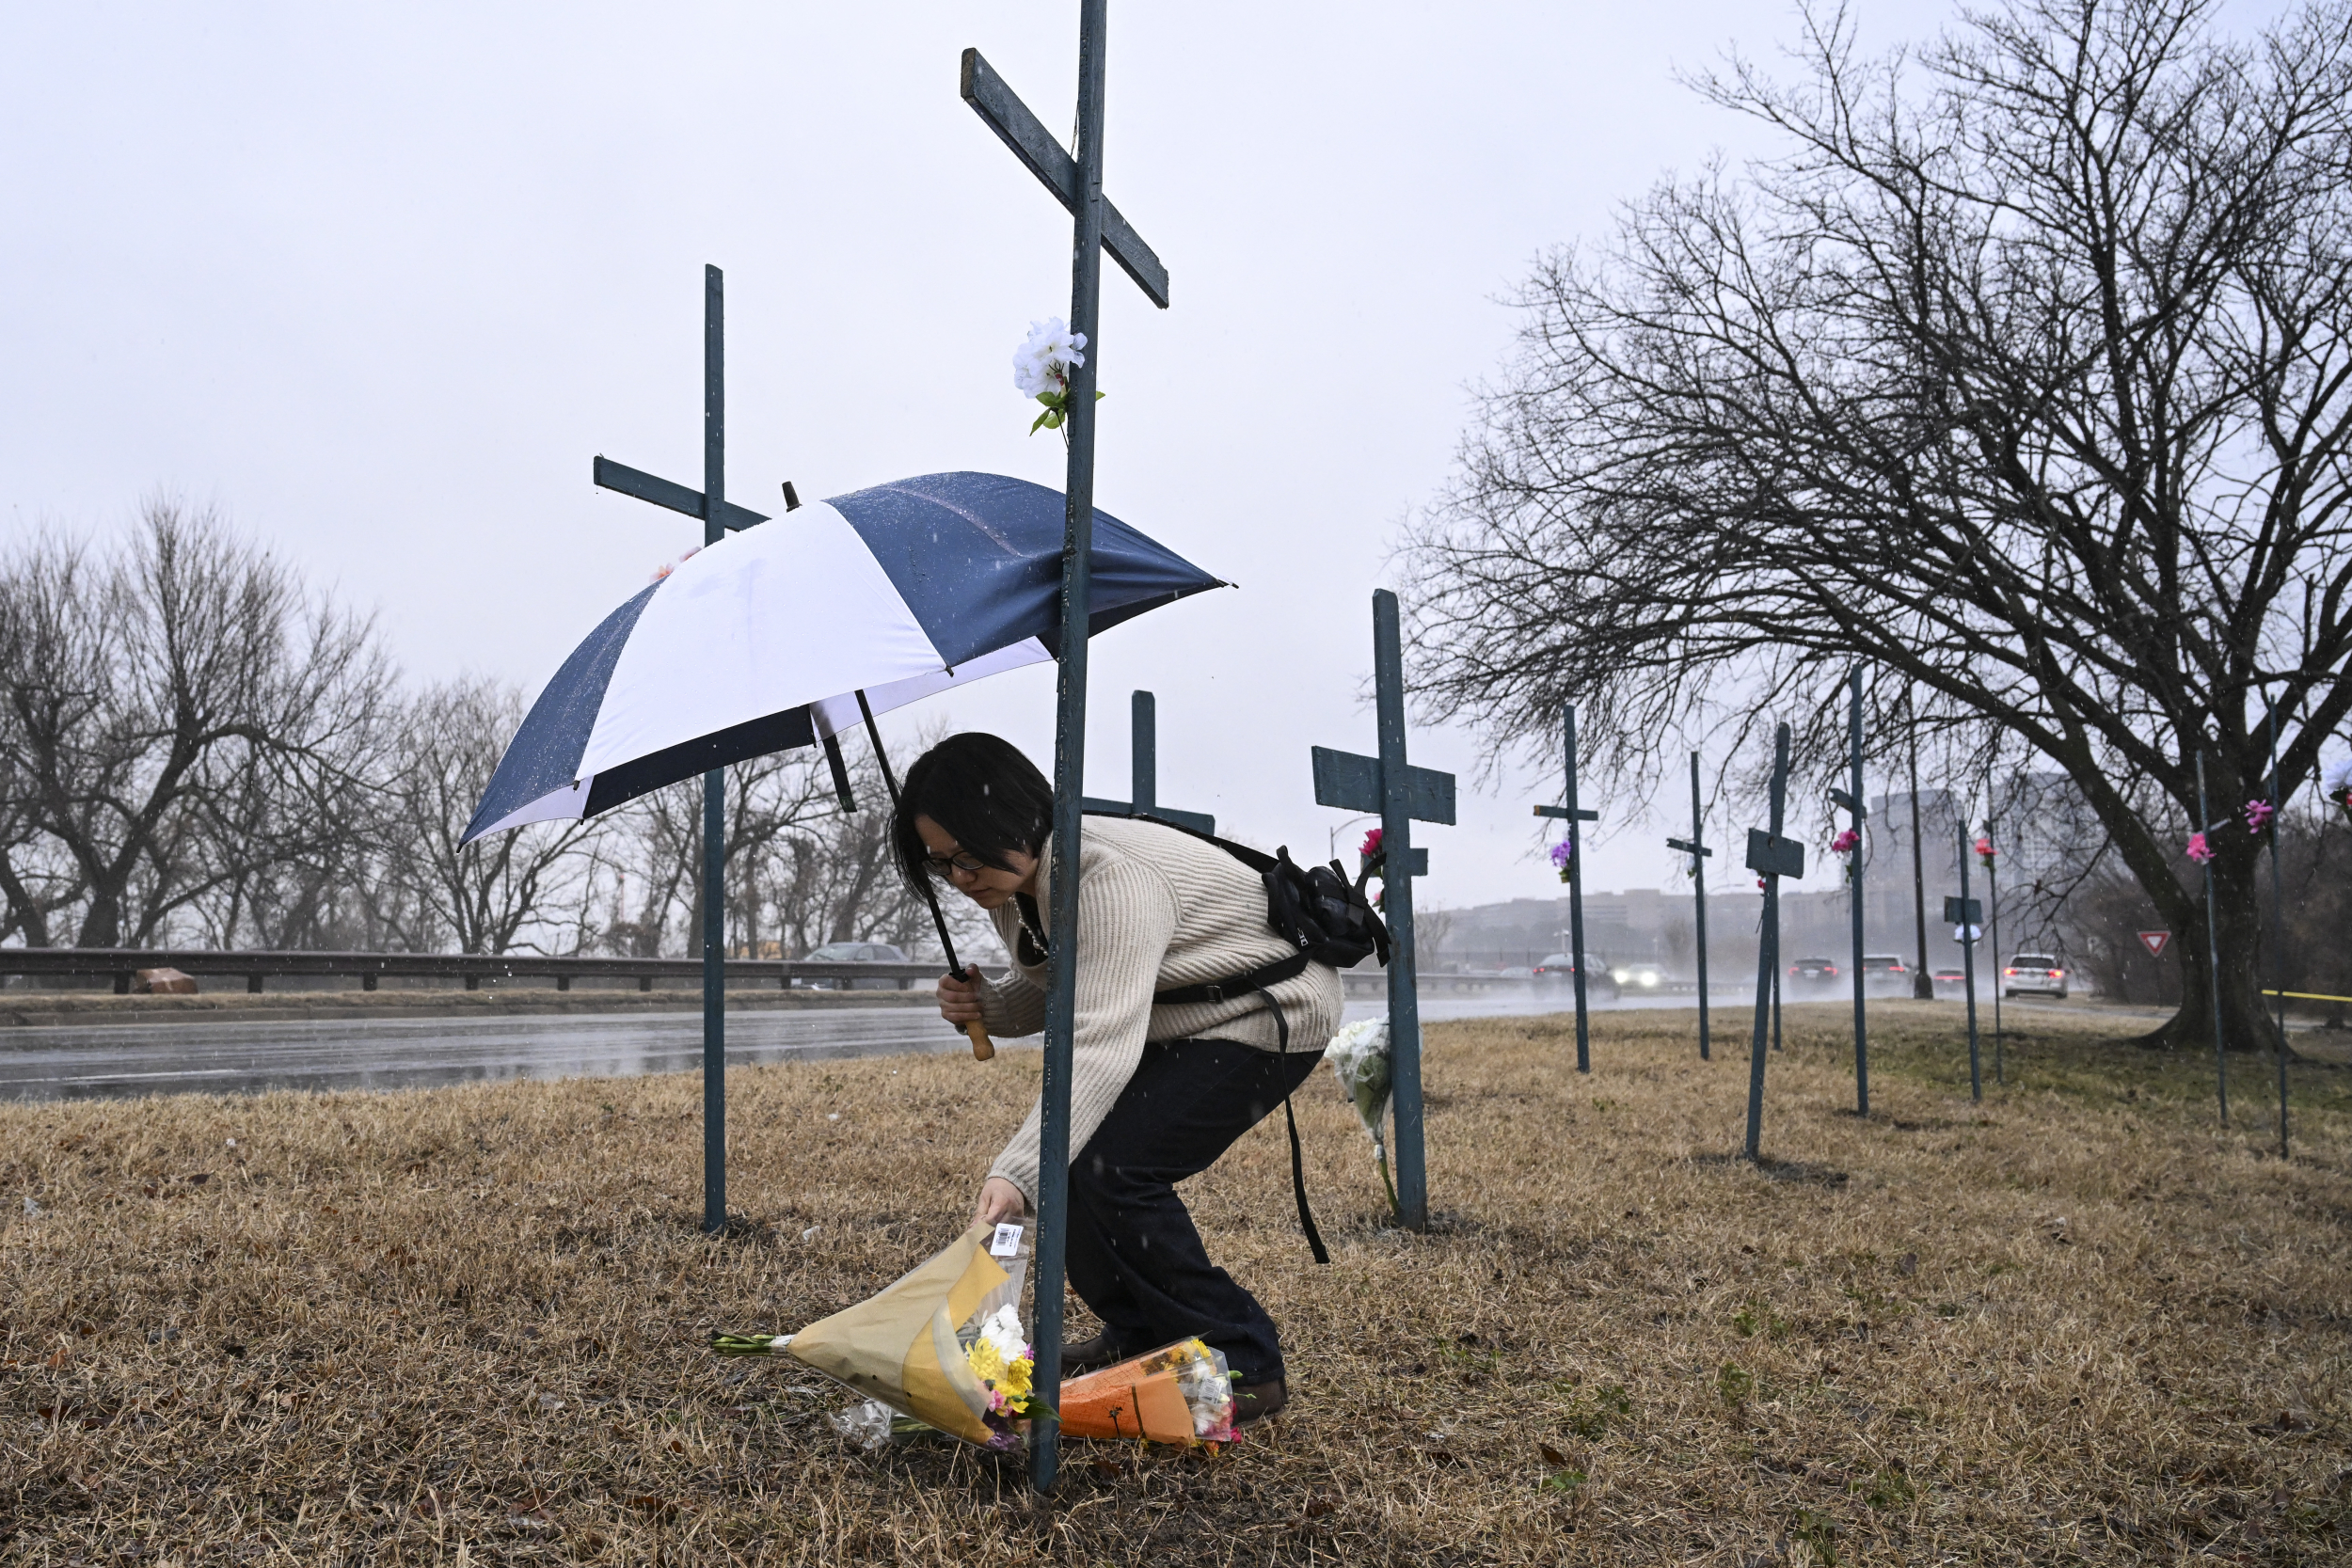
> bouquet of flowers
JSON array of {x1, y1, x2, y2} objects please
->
[
  {"x1": 1326, "y1": 1016, "x2": 1399, "y2": 1215},
  {"x1": 1059, "y1": 1338, "x2": 1239, "y2": 1446},
  {"x1": 1549, "y1": 838, "x2": 1573, "y2": 884},
  {"x1": 1974, "y1": 835, "x2": 1998, "y2": 873},
  {"x1": 1014, "y1": 317, "x2": 1100, "y2": 435},
  {"x1": 710, "y1": 1221, "x2": 1050, "y2": 1451}
]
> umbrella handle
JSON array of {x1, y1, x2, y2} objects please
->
[{"x1": 946, "y1": 963, "x2": 995, "y2": 1062}]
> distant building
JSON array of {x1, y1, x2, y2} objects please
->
[{"x1": 1992, "y1": 771, "x2": 2100, "y2": 888}]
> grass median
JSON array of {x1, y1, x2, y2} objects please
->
[{"x1": 4, "y1": 1005, "x2": 2346, "y2": 1563}]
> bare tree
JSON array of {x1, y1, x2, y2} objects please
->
[
  {"x1": 0, "y1": 501, "x2": 396, "y2": 948},
  {"x1": 387, "y1": 675, "x2": 603, "y2": 955},
  {"x1": 1406, "y1": 0, "x2": 2352, "y2": 1052},
  {"x1": 0, "y1": 744, "x2": 82, "y2": 947}
]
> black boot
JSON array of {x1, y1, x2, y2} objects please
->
[
  {"x1": 1232, "y1": 1378, "x2": 1288, "y2": 1425},
  {"x1": 1057, "y1": 1331, "x2": 1126, "y2": 1371}
]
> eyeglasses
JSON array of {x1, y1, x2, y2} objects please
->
[{"x1": 921, "y1": 849, "x2": 990, "y2": 877}]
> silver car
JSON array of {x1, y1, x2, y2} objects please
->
[{"x1": 2002, "y1": 954, "x2": 2069, "y2": 999}]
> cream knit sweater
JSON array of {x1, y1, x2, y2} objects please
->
[{"x1": 976, "y1": 816, "x2": 1343, "y2": 1205}]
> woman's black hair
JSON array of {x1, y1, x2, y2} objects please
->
[{"x1": 891, "y1": 732, "x2": 1055, "y2": 894}]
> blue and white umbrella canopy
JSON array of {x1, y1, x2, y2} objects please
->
[{"x1": 462, "y1": 471, "x2": 1224, "y2": 845}]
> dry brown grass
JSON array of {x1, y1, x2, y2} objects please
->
[{"x1": 4, "y1": 1004, "x2": 2348, "y2": 1565}]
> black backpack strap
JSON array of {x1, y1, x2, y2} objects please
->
[
  {"x1": 1152, "y1": 952, "x2": 1313, "y2": 1006},
  {"x1": 1251, "y1": 990, "x2": 1329, "y2": 1266}
]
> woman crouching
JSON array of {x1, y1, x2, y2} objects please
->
[{"x1": 892, "y1": 732, "x2": 1341, "y2": 1424}]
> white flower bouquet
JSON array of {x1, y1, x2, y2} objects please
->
[{"x1": 1326, "y1": 1016, "x2": 1399, "y2": 1215}]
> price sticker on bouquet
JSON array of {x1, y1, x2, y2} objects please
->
[{"x1": 989, "y1": 1223, "x2": 1025, "y2": 1259}]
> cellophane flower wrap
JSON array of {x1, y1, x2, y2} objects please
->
[
  {"x1": 1326, "y1": 1017, "x2": 1399, "y2": 1215},
  {"x1": 1058, "y1": 1338, "x2": 1239, "y2": 1446},
  {"x1": 710, "y1": 1221, "x2": 1049, "y2": 1451}
]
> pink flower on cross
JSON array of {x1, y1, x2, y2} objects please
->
[
  {"x1": 1359, "y1": 827, "x2": 1383, "y2": 861},
  {"x1": 2244, "y1": 799, "x2": 2275, "y2": 834},
  {"x1": 1830, "y1": 828, "x2": 1860, "y2": 855},
  {"x1": 2185, "y1": 832, "x2": 2214, "y2": 864}
]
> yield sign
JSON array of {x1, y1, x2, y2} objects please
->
[{"x1": 2137, "y1": 930, "x2": 2171, "y2": 958}]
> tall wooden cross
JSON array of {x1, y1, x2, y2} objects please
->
[
  {"x1": 1828, "y1": 666, "x2": 1868, "y2": 1116},
  {"x1": 961, "y1": 3, "x2": 1167, "y2": 1492},
  {"x1": 1311, "y1": 590, "x2": 1456, "y2": 1233},
  {"x1": 590, "y1": 264, "x2": 812, "y2": 1237},
  {"x1": 1534, "y1": 705, "x2": 1602, "y2": 1072},
  {"x1": 1742, "y1": 724, "x2": 1804, "y2": 1161},
  {"x1": 1666, "y1": 751, "x2": 1713, "y2": 1061}
]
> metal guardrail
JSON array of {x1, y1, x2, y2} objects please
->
[
  {"x1": 0, "y1": 948, "x2": 1602, "y2": 1003},
  {"x1": 0, "y1": 947, "x2": 944, "y2": 995}
]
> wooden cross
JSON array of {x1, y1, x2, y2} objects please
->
[
  {"x1": 1534, "y1": 705, "x2": 1602, "y2": 1072},
  {"x1": 1311, "y1": 590, "x2": 1456, "y2": 1233},
  {"x1": 961, "y1": 3, "x2": 1168, "y2": 1493},
  {"x1": 1830, "y1": 666, "x2": 1869, "y2": 1115},
  {"x1": 588, "y1": 264, "x2": 773, "y2": 1237},
  {"x1": 1667, "y1": 752, "x2": 1714, "y2": 1061},
  {"x1": 1080, "y1": 689, "x2": 1216, "y2": 834},
  {"x1": 1742, "y1": 725, "x2": 1803, "y2": 1161}
]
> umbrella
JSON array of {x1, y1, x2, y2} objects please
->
[{"x1": 461, "y1": 470, "x2": 1223, "y2": 844}]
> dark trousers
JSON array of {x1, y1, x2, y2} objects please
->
[{"x1": 1064, "y1": 1037, "x2": 1324, "y2": 1386}]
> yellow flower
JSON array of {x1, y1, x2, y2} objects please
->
[
  {"x1": 967, "y1": 1338, "x2": 1006, "y2": 1386},
  {"x1": 995, "y1": 1354, "x2": 1034, "y2": 1401}
]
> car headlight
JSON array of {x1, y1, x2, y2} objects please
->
[
  {"x1": 1640, "y1": 972, "x2": 1660, "y2": 987},
  {"x1": 1611, "y1": 970, "x2": 1629, "y2": 983}
]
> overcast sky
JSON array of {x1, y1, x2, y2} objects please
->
[{"x1": 3, "y1": 0, "x2": 1985, "y2": 917}]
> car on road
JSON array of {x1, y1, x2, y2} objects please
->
[
  {"x1": 1787, "y1": 956, "x2": 1841, "y2": 990},
  {"x1": 1609, "y1": 959, "x2": 1667, "y2": 992},
  {"x1": 792, "y1": 941, "x2": 910, "y2": 990},
  {"x1": 1859, "y1": 954, "x2": 1911, "y2": 993},
  {"x1": 1534, "y1": 953, "x2": 1620, "y2": 1002},
  {"x1": 2002, "y1": 954, "x2": 2070, "y2": 999},
  {"x1": 1931, "y1": 967, "x2": 1967, "y2": 997}
]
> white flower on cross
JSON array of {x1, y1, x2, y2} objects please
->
[{"x1": 1012, "y1": 317, "x2": 1101, "y2": 434}]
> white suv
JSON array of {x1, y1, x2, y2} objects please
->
[{"x1": 2002, "y1": 954, "x2": 2069, "y2": 999}]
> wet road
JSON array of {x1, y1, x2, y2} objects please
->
[{"x1": 0, "y1": 990, "x2": 1651, "y2": 1102}]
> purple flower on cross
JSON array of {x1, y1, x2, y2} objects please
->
[{"x1": 2244, "y1": 798, "x2": 2275, "y2": 835}]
